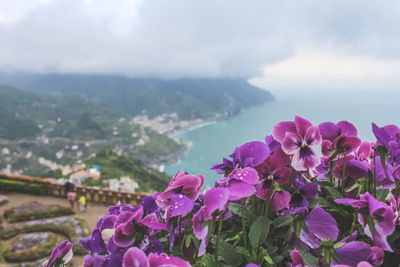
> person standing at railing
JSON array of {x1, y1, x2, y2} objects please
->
[
  {"x1": 67, "y1": 185, "x2": 76, "y2": 210},
  {"x1": 79, "y1": 194, "x2": 87, "y2": 213}
]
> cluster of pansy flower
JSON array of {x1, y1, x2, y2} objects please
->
[{"x1": 46, "y1": 116, "x2": 400, "y2": 267}]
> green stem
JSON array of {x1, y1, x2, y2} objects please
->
[
  {"x1": 215, "y1": 210, "x2": 223, "y2": 266},
  {"x1": 341, "y1": 150, "x2": 347, "y2": 191},
  {"x1": 264, "y1": 199, "x2": 269, "y2": 217},
  {"x1": 252, "y1": 195, "x2": 256, "y2": 217},
  {"x1": 208, "y1": 218, "x2": 214, "y2": 241},
  {"x1": 347, "y1": 213, "x2": 357, "y2": 242},
  {"x1": 241, "y1": 198, "x2": 248, "y2": 249}
]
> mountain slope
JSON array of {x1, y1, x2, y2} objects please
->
[
  {"x1": 0, "y1": 74, "x2": 274, "y2": 120},
  {"x1": 0, "y1": 85, "x2": 185, "y2": 175}
]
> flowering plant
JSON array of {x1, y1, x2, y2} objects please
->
[{"x1": 48, "y1": 116, "x2": 400, "y2": 266}]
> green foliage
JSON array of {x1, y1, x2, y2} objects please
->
[
  {"x1": 2, "y1": 218, "x2": 90, "y2": 255},
  {"x1": 0, "y1": 242, "x2": 5, "y2": 264},
  {"x1": 0, "y1": 74, "x2": 274, "y2": 120},
  {"x1": 218, "y1": 239, "x2": 243, "y2": 267},
  {"x1": 248, "y1": 216, "x2": 270, "y2": 249},
  {"x1": 2, "y1": 232, "x2": 58, "y2": 263},
  {"x1": 84, "y1": 151, "x2": 171, "y2": 192},
  {"x1": 0, "y1": 84, "x2": 116, "y2": 140},
  {"x1": 0, "y1": 179, "x2": 50, "y2": 195},
  {"x1": 0, "y1": 84, "x2": 186, "y2": 176},
  {"x1": 3, "y1": 205, "x2": 74, "y2": 223}
]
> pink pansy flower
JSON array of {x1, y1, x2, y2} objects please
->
[{"x1": 273, "y1": 116, "x2": 322, "y2": 171}]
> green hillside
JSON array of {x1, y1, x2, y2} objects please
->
[
  {"x1": 0, "y1": 74, "x2": 274, "y2": 120},
  {"x1": 83, "y1": 151, "x2": 170, "y2": 192},
  {"x1": 0, "y1": 84, "x2": 185, "y2": 175}
]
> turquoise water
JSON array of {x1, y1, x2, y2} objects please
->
[{"x1": 165, "y1": 89, "x2": 400, "y2": 187}]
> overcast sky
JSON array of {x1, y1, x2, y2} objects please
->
[{"x1": 1, "y1": 0, "x2": 400, "y2": 90}]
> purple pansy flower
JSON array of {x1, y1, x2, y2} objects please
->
[
  {"x1": 44, "y1": 240, "x2": 73, "y2": 267},
  {"x1": 122, "y1": 247, "x2": 191, "y2": 267},
  {"x1": 335, "y1": 192, "x2": 396, "y2": 251},
  {"x1": 266, "y1": 135, "x2": 280, "y2": 153},
  {"x1": 289, "y1": 250, "x2": 305, "y2": 267},
  {"x1": 255, "y1": 148, "x2": 291, "y2": 211},
  {"x1": 83, "y1": 255, "x2": 94, "y2": 267},
  {"x1": 148, "y1": 252, "x2": 191, "y2": 267},
  {"x1": 333, "y1": 241, "x2": 372, "y2": 266},
  {"x1": 373, "y1": 156, "x2": 397, "y2": 189},
  {"x1": 167, "y1": 194, "x2": 197, "y2": 218},
  {"x1": 156, "y1": 170, "x2": 204, "y2": 209},
  {"x1": 122, "y1": 247, "x2": 149, "y2": 267},
  {"x1": 274, "y1": 116, "x2": 322, "y2": 171},
  {"x1": 217, "y1": 166, "x2": 259, "y2": 201},
  {"x1": 140, "y1": 194, "x2": 159, "y2": 213},
  {"x1": 299, "y1": 206, "x2": 339, "y2": 249},
  {"x1": 318, "y1": 120, "x2": 358, "y2": 142},
  {"x1": 355, "y1": 142, "x2": 373, "y2": 163},
  {"x1": 80, "y1": 213, "x2": 118, "y2": 253},
  {"x1": 284, "y1": 181, "x2": 318, "y2": 215},
  {"x1": 212, "y1": 141, "x2": 270, "y2": 174},
  {"x1": 332, "y1": 156, "x2": 369, "y2": 180},
  {"x1": 192, "y1": 188, "x2": 230, "y2": 256},
  {"x1": 372, "y1": 123, "x2": 400, "y2": 164}
]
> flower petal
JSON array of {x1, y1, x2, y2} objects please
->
[
  {"x1": 226, "y1": 180, "x2": 256, "y2": 201},
  {"x1": 273, "y1": 167, "x2": 291, "y2": 185},
  {"x1": 335, "y1": 241, "x2": 371, "y2": 266},
  {"x1": 337, "y1": 121, "x2": 358, "y2": 137},
  {"x1": 168, "y1": 194, "x2": 196, "y2": 218},
  {"x1": 272, "y1": 121, "x2": 296, "y2": 142},
  {"x1": 305, "y1": 206, "x2": 338, "y2": 241},
  {"x1": 372, "y1": 123, "x2": 390, "y2": 147},
  {"x1": 291, "y1": 147, "x2": 320, "y2": 171},
  {"x1": 148, "y1": 253, "x2": 191, "y2": 267},
  {"x1": 204, "y1": 188, "x2": 230, "y2": 220},
  {"x1": 230, "y1": 167, "x2": 259, "y2": 185},
  {"x1": 270, "y1": 190, "x2": 291, "y2": 211},
  {"x1": 299, "y1": 182, "x2": 318, "y2": 199},
  {"x1": 335, "y1": 198, "x2": 368, "y2": 209},
  {"x1": 295, "y1": 116, "x2": 312, "y2": 138},
  {"x1": 255, "y1": 179, "x2": 271, "y2": 200},
  {"x1": 141, "y1": 213, "x2": 167, "y2": 230},
  {"x1": 305, "y1": 125, "x2": 322, "y2": 148},
  {"x1": 281, "y1": 132, "x2": 302, "y2": 155},
  {"x1": 123, "y1": 247, "x2": 149, "y2": 267},
  {"x1": 237, "y1": 141, "x2": 270, "y2": 167},
  {"x1": 318, "y1": 121, "x2": 340, "y2": 141}
]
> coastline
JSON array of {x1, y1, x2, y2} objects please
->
[{"x1": 168, "y1": 119, "x2": 219, "y2": 137}]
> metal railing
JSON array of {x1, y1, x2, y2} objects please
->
[{"x1": 0, "y1": 172, "x2": 148, "y2": 206}]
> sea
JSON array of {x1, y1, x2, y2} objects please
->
[{"x1": 164, "y1": 88, "x2": 400, "y2": 188}]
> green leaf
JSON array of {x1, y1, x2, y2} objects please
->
[
  {"x1": 219, "y1": 240, "x2": 243, "y2": 267},
  {"x1": 248, "y1": 216, "x2": 271, "y2": 249},
  {"x1": 235, "y1": 246, "x2": 251, "y2": 259},
  {"x1": 194, "y1": 253, "x2": 217, "y2": 267},
  {"x1": 325, "y1": 186, "x2": 342, "y2": 199},
  {"x1": 345, "y1": 182, "x2": 360, "y2": 193},
  {"x1": 375, "y1": 145, "x2": 388, "y2": 167},
  {"x1": 185, "y1": 234, "x2": 192, "y2": 248},
  {"x1": 273, "y1": 215, "x2": 293, "y2": 228},
  {"x1": 228, "y1": 202, "x2": 251, "y2": 218},
  {"x1": 260, "y1": 248, "x2": 274, "y2": 264},
  {"x1": 272, "y1": 255, "x2": 284, "y2": 263},
  {"x1": 376, "y1": 189, "x2": 389, "y2": 202},
  {"x1": 298, "y1": 250, "x2": 319, "y2": 266}
]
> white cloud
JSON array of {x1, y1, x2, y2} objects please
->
[
  {"x1": 0, "y1": 0, "x2": 53, "y2": 24},
  {"x1": 249, "y1": 49, "x2": 400, "y2": 91},
  {"x1": 0, "y1": 0, "x2": 400, "y2": 85}
]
